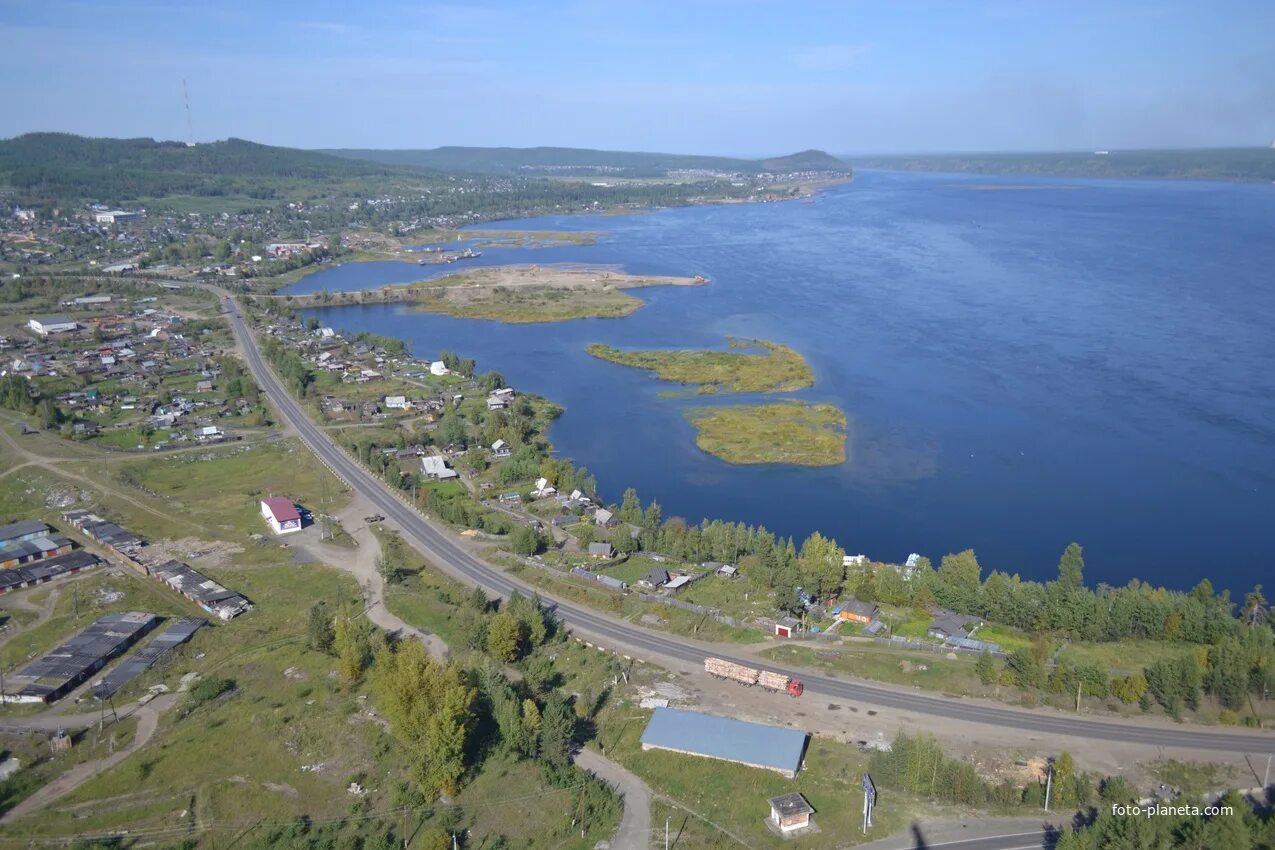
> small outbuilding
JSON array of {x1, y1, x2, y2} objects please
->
[
  {"x1": 766, "y1": 792, "x2": 817, "y2": 838},
  {"x1": 774, "y1": 616, "x2": 800, "y2": 638}
]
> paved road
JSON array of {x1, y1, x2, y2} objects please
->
[{"x1": 221, "y1": 295, "x2": 1275, "y2": 756}]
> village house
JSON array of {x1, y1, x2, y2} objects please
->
[
  {"x1": 594, "y1": 508, "x2": 618, "y2": 528},
  {"x1": 928, "y1": 607, "x2": 983, "y2": 642},
  {"x1": 260, "y1": 497, "x2": 302, "y2": 535},
  {"x1": 429, "y1": 361, "x2": 449, "y2": 376},
  {"x1": 834, "y1": 600, "x2": 880, "y2": 625},
  {"x1": 421, "y1": 454, "x2": 459, "y2": 480},
  {"x1": 639, "y1": 568, "x2": 669, "y2": 589},
  {"x1": 532, "y1": 477, "x2": 556, "y2": 498},
  {"x1": 384, "y1": 395, "x2": 408, "y2": 410},
  {"x1": 587, "y1": 542, "x2": 615, "y2": 559},
  {"x1": 490, "y1": 439, "x2": 512, "y2": 459}
]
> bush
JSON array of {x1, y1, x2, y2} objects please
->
[{"x1": 185, "y1": 676, "x2": 234, "y2": 708}]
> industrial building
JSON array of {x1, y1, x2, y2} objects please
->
[
  {"x1": 639, "y1": 707, "x2": 809, "y2": 778},
  {"x1": 26, "y1": 315, "x2": 78, "y2": 336},
  {"x1": 0, "y1": 612, "x2": 159, "y2": 704},
  {"x1": 0, "y1": 551, "x2": 100, "y2": 594},
  {"x1": 63, "y1": 510, "x2": 144, "y2": 554},
  {"x1": 92, "y1": 617, "x2": 205, "y2": 699},
  {"x1": 150, "y1": 560, "x2": 252, "y2": 620}
]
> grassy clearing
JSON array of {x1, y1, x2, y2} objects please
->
[
  {"x1": 118, "y1": 439, "x2": 351, "y2": 542},
  {"x1": 586, "y1": 338, "x2": 814, "y2": 393},
  {"x1": 1059, "y1": 639, "x2": 1201, "y2": 675},
  {"x1": 686, "y1": 401, "x2": 848, "y2": 466},
  {"x1": 761, "y1": 642, "x2": 991, "y2": 698}
]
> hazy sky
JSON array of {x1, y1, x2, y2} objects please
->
[{"x1": 2, "y1": 0, "x2": 1272, "y2": 154}]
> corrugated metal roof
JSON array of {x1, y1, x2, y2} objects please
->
[{"x1": 639, "y1": 707, "x2": 808, "y2": 776}]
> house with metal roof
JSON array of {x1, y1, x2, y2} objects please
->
[{"x1": 639, "y1": 707, "x2": 809, "y2": 778}]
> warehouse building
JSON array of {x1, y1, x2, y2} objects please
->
[
  {"x1": 639, "y1": 707, "x2": 809, "y2": 778},
  {"x1": 92, "y1": 617, "x2": 206, "y2": 699},
  {"x1": 0, "y1": 612, "x2": 159, "y2": 704},
  {"x1": 0, "y1": 551, "x2": 99, "y2": 594}
]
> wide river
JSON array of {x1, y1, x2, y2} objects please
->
[{"x1": 290, "y1": 170, "x2": 1275, "y2": 594}]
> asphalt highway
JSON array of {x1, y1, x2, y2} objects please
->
[{"x1": 222, "y1": 295, "x2": 1275, "y2": 756}]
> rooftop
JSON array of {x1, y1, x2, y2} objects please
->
[
  {"x1": 639, "y1": 707, "x2": 808, "y2": 777},
  {"x1": 769, "y1": 792, "x2": 814, "y2": 817},
  {"x1": 261, "y1": 497, "x2": 300, "y2": 523}
]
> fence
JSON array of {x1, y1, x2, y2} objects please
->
[
  {"x1": 637, "y1": 593, "x2": 742, "y2": 628},
  {"x1": 874, "y1": 635, "x2": 1006, "y2": 658}
]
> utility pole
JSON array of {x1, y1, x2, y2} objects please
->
[
  {"x1": 1076, "y1": 680, "x2": 1082, "y2": 712},
  {"x1": 665, "y1": 816, "x2": 670, "y2": 850},
  {"x1": 1265, "y1": 754, "x2": 1271, "y2": 788},
  {"x1": 1044, "y1": 763, "x2": 1053, "y2": 812}
]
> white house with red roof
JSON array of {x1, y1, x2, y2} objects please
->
[{"x1": 260, "y1": 497, "x2": 302, "y2": 535}]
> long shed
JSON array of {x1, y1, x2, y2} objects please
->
[{"x1": 639, "y1": 707, "x2": 808, "y2": 778}]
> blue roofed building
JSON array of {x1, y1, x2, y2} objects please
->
[{"x1": 639, "y1": 707, "x2": 808, "y2": 777}]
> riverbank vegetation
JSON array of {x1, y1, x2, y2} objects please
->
[
  {"x1": 686, "y1": 401, "x2": 847, "y2": 465},
  {"x1": 586, "y1": 338, "x2": 814, "y2": 392}
]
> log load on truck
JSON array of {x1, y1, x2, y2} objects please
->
[{"x1": 704, "y1": 657, "x2": 803, "y2": 697}]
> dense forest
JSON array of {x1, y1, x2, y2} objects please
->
[
  {"x1": 0, "y1": 133, "x2": 433, "y2": 205},
  {"x1": 321, "y1": 144, "x2": 853, "y2": 177},
  {"x1": 853, "y1": 147, "x2": 1275, "y2": 182}
]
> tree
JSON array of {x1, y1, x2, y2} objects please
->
[
  {"x1": 372, "y1": 641, "x2": 476, "y2": 799},
  {"x1": 975, "y1": 650, "x2": 997, "y2": 685},
  {"x1": 306, "y1": 602, "x2": 334, "y2": 654},
  {"x1": 618, "y1": 488, "x2": 642, "y2": 524},
  {"x1": 538, "y1": 692, "x2": 575, "y2": 769},
  {"x1": 510, "y1": 525, "x2": 544, "y2": 556},
  {"x1": 1057, "y1": 543, "x2": 1084, "y2": 590},
  {"x1": 486, "y1": 610, "x2": 525, "y2": 662}
]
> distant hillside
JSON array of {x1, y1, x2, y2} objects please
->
[
  {"x1": 322, "y1": 145, "x2": 853, "y2": 177},
  {"x1": 852, "y1": 148, "x2": 1275, "y2": 183},
  {"x1": 758, "y1": 149, "x2": 851, "y2": 172},
  {"x1": 0, "y1": 133, "x2": 434, "y2": 205}
]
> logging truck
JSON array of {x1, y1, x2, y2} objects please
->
[{"x1": 704, "y1": 657, "x2": 804, "y2": 697}]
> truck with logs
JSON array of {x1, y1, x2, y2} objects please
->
[{"x1": 704, "y1": 657, "x2": 804, "y2": 697}]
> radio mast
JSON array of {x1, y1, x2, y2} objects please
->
[{"x1": 182, "y1": 79, "x2": 194, "y2": 146}]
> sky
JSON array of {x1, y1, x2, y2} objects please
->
[{"x1": 1, "y1": 0, "x2": 1272, "y2": 155}]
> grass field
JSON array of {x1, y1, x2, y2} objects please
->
[
  {"x1": 594, "y1": 696, "x2": 966, "y2": 848},
  {"x1": 118, "y1": 439, "x2": 351, "y2": 544},
  {"x1": 686, "y1": 401, "x2": 848, "y2": 466},
  {"x1": 586, "y1": 338, "x2": 814, "y2": 393}
]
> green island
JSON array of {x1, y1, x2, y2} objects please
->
[
  {"x1": 278, "y1": 264, "x2": 707, "y2": 322},
  {"x1": 685, "y1": 401, "x2": 848, "y2": 466},
  {"x1": 585, "y1": 338, "x2": 814, "y2": 392}
]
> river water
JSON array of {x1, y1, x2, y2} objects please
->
[{"x1": 290, "y1": 170, "x2": 1275, "y2": 593}]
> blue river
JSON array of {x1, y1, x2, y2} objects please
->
[{"x1": 290, "y1": 170, "x2": 1275, "y2": 594}]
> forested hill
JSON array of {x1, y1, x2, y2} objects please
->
[
  {"x1": 321, "y1": 145, "x2": 853, "y2": 177},
  {"x1": 0, "y1": 133, "x2": 435, "y2": 205},
  {"x1": 851, "y1": 147, "x2": 1275, "y2": 182}
]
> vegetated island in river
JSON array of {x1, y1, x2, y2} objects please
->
[
  {"x1": 279, "y1": 264, "x2": 707, "y2": 323},
  {"x1": 585, "y1": 338, "x2": 814, "y2": 393},
  {"x1": 686, "y1": 401, "x2": 848, "y2": 466}
]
